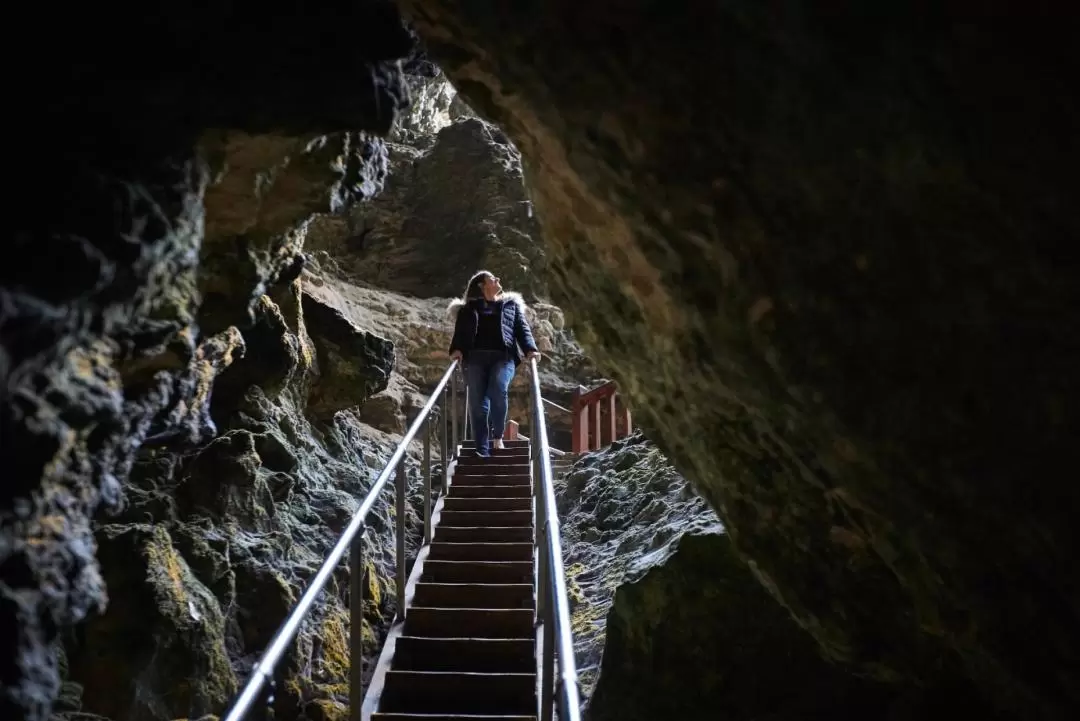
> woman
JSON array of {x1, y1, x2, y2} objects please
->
[{"x1": 448, "y1": 270, "x2": 541, "y2": 458}]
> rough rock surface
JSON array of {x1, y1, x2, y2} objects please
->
[
  {"x1": 561, "y1": 435, "x2": 1001, "y2": 720},
  {"x1": 557, "y1": 435, "x2": 721, "y2": 697},
  {"x1": 400, "y1": 3, "x2": 1080, "y2": 718},
  {"x1": 57, "y1": 278, "x2": 437, "y2": 721},
  {"x1": 4, "y1": 3, "x2": 415, "y2": 717},
  {"x1": 300, "y1": 258, "x2": 599, "y2": 448},
  {"x1": 305, "y1": 114, "x2": 546, "y2": 299},
  {"x1": 4, "y1": 9, "x2": 597, "y2": 718}
]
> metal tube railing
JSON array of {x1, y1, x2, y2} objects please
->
[
  {"x1": 222, "y1": 360, "x2": 459, "y2": 721},
  {"x1": 542, "y1": 397, "x2": 572, "y2": 414},
  {"x1": 528, "y1": 357, "x2": 582, "y2": 721}
]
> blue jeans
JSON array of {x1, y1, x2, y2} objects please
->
[{"x1": 465, "y1": 350, "x2": 516, "y2": 456}]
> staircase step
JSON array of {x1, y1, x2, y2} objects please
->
[
  {"x1": 392, "y1": 636, "x2": 536, "y2": 672},
  {"x1": 423, "y1": 560, "x2": 534, "y2": 584},
  {"x1": 379, "y1": 670, "x2": 537, "y2": 715},
  {"x1": 443, "y1": 497, "x2": 532, "y2": 512},
  {"x1": 373, "y1": 714, "x2": 536, "y2": 721},
  {"x1": 439, "y1": 510, "x2": 532, "y2": 527},
  {"x1": 456, "y1": 458, "x2": 531, "y2": 470},
  {"x1": 434, "y1": 526, "x2": 533, "y2": 543},
  {"x1": 461, "y1": 439, "x2": 530, "y2": 449},
  {"x1": 458, "y1": 448, "x2": 531, "y2": 458},
  {"x1": 451, "y1": 473, "x2": 531, "y2": 487},
  {"x1": 413, "y1": 582, "x2": 534, "y2": 609},
  {"x1": 429, "y1": 542, "x2": 534, "y2": 562},
  {"x1": 404, "y1": 607, "x2": 534, "y2": 638},
  {"x1": 450, "y1": 484, "x2": 532, "y2": 498}
]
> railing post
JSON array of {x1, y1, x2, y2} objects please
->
[
  {"x1": 451, "y1": 372, "x2": 459, "y2": 455},
  {"x1": 605, "y1": 393, "x2": 617, "y2": 446},
  {"x1": 423, "y1": 417, "x2": 433, "y2": 545},
  {"x1": 396, "y1": 456, "x2": 407, "y2": 619},
  {"x1": 596, "y1": 399, "x2": 604, "y2": 451},
  {"x1": 349, "y1": 527, "x2": 367, "y2": 721},
  {"x1": 573, "y1": 386, "x2": 588, "y2": 454},
  {"x1": 441, "y1": 386, "x2": 450, "y2": 491},
  {"x1": 463, "y1": 383, "x2": 471, "y2": 441}
]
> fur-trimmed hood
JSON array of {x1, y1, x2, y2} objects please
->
[{"x1": 446, "y1": 291, "x2": 527, "y2": 321}]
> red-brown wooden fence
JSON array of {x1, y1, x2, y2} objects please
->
[{"x1": 570, "y1": 381, "x2": 632, "y2": 453}]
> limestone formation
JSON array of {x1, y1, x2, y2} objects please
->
[
  {"x1": 4, "y1": 4, "x2": 415, "y2": 716},
  {"x1": 561, "y1": 436, "x2": 1003, "y2": 720},
  {"x1": 8, "y1": 2, "x2": 1077, "y2": 720},
  {"x1": 300, "y1": 259, "x2": 599, "y2": 448},
  {"x1": 400, "y1": 3, "x2": 1080, "y2": 717},
  {"x1": 56, "y1": 277, "x2": 434, "y2": 721},
  {"x1": 305, "y1": 114, "x2": 546, "y2": 299}
]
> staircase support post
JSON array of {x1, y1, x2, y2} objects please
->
[
  {"x1": 463, "y1": 384, "x2": 471, "y2": 441},
  {"x1": 423, "y1": 418, "x2": 432, "y2": 545},
  {"x1": 441, "y1": 387, "x2": 450, "y2": 492},
  {"x1": 605, "y1": 393, "x2": 617, "y2": 446},
  {"x1": 348, "y1": 528, "x2": 367, "y2": 721},
  {"x1": 596, "y1": 399, "x2": 604, "y2": 451},
  {"x1": 396, "y1": 456, "x2": 407, "y2": 619},
  {"x1": 451, "y1": 372, "x2": 459, "y2": 454}
]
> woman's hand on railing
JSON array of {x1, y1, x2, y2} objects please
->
[
  {"x1": 449, "y1": 350, "x2": 462, "y2": 362},
  {"x1": 526, "y1": 350, "x2": 541, "y2": 361}
]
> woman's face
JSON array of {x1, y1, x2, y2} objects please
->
[{"x1": 483, "y1": 274, "x2": 502, "y2": 295}]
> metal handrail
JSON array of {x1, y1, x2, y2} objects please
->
[
  {"x1": 222, "y1": 360, "x2": 461, "y2": 721},
  {"x1": 542, "y1": 397, "x2": 572, "y2": 414},
  {"x1": 528, "y1": 357, "x2": 582, "y2": 721}
]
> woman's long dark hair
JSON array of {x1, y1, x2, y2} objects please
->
[{"x1": 462, "y1": 270, "x2": 494, "y2": 302}]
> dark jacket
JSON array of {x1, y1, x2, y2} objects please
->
[{"x1": 448, "y1": 291, "x2": 539, "y2": 365}]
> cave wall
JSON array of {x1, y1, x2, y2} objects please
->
[
  {"x1": 399, "y1": 2, "x2": 1080, "y2": 719},
  {"x1": 3, "y1": 5, "x2": 600, "y2": 718},
  {"x1": 2, "y1": 3, "x2": 415, "y2": 719},
  {"x1": 560, "y1": 436, "x2": 1002, "y2": 720},
  {"x1": 6, "y1": 2, "x2": 1080, "y2": 720}
]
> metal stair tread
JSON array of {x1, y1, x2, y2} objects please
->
[
  {"x1": 372, "y1": 715, "x2": 536, "y2": 720},
  {"x1": 387, "y1": 669, "x2": 535, "y2": 677},
  {"x1": 379, "y1": 669, "x2": 537, "y2": 715},
  {"x1": 370, "y1": 431, "x2": 545, "y2": 719},
  {"x1": 412, "y1": 582, "x2": 534, "y2": 609}
]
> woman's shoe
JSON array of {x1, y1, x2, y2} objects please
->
[{"x1": 492, "y1": 438, "x2": 505, "y2": 451}]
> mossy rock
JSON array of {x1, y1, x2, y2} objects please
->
[{"x1": 67, "y1": 525, "x2": 236, "y2": 721}]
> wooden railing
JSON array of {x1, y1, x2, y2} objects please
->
[{"x1": 571, "y1": 380, "x2": 632, "y2": 453}]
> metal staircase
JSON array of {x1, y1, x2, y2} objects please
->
[
  {"x1": 221, "y1": 359, "x2": 580, "y2": 721},
  {"x1": 367, "y1": 439, "x2": 538, "y2": 719}
]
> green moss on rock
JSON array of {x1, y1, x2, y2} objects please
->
[{"x1": 67, "y1": 525, "x2": 236, "y2": 721}]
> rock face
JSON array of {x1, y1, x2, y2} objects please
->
[
  {"x1": 59, "y1": 276, "x2": 436, "y2": 721},
  {"x1": 561, "y1": 436, "x2": 1001, "y2": 721},
  {"x1": 300, "y1": 258, "x2": 598, "y2": 448},
  {"x1": 557, "y1": 435, "x2": 723, "y2": 698},
  {"x1": 400, "y1": 3, "x2": 1080, "y2": 718},
  {"x1": 305, "y1": 114, "x2": 547, "y2": 299},
  {"x1": 4, "y1": 9, "x2": 598, "y2": 718},
  {"x1": 4, "y1": 3, "x2": 415, "y2": 716},
  {"x1": 10, "y1": 3, "x2": 1078, "y2": 721}
]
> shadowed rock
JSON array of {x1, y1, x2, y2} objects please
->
[
  {"x1": 3, "y1": 3, "x2": 415, "y2": 716},
  {"x1": 305, "y1": 116, "x2": 546, "y2": 298},
  {"x1": 562, "y1": 435, "x2": 1005, "y2": 720},
  {"x1": 301, "y1": 290, "x2": 395, "y2": 421},
  {"x1": 401, "y1": 2, "x2": 1080, "y2": 717}
]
